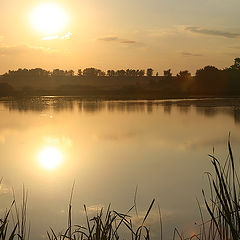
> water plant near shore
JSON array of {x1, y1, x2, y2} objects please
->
[
  {"x1": 198, "y1": 140, "x2": 240, "y2": 240},
  {"x1": 47, "y1": 192, "x2": 155, "y2": 240},
  {"x1": 0, "y1": 184, "x2": 29, "y2": 240}
]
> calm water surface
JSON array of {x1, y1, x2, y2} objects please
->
[{"x1": 1, "y1": 97, "x2": 240, "y2": 240}]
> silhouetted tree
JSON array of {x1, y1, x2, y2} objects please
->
[
  {"x1": 78, "y1": 69, "x2": 82, "y2": 76},
  {"x1": 5, "y1": 68, "x2": 50, "y2": 80},
  {"x1": 107, "y1": 70, "x2": 115, "y2": 77},
  {"x1": 83, "y1": 68, "x2": 105, "y2": 77},
  {"x1": 138, "y1": 70, "x2": 145, "y2": 77},
  {"x1": 52, "y1": 69, "x2": 65, "y2": 76},
  {"x1": 130, "y1": 69, "x2": 136, "y2": 77},
  {"x1": 176, "y1": 70, "x2": 191, "y2": 81},
  {"x1": 65, "y1": 70, "x2": 74, "y2": 76},
  {"x1": 229, "y1": 58, "x2": 240, "y2": 70},
  {"x1": 147, "y1": 68, "x2": 153, "y2": 77},
  {"x1": 115, "y1": 70, "x2": 126, "y2": 77},
  {"x1": 196, "y1": 66, "x2": 219, "y2": 80},
  {"x1": 83, "y1": 68, "x2": 99, "y2": 77},
  {"x1": 97, "y1": 69, "x2": 105, "y2": 76},
  {"x1": 164, "y1": 69, "x2": 172, "y2": 78},
  {"x1": 195, "y1": 65, "x2": 224, "y2": 94},
  {"x1": 126, "y1": 69, "x2": 131, "y2": 77},
  {"x1": 106, "y1": 69, "x2": 145, "y2": 77},
  {"x1": 30, "y1": 68, "x2": 50, "y2": 77}
]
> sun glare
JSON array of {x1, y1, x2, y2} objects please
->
[
  {"x1": 38, "y1": 147, "x2": 63, "y2": 170},
  {"x1": 30, "y1": 3, "x2": 69, "y2": 35}
]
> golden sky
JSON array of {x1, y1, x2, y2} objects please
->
[{"x1": 1, "y1": 0, "x2": 240, "y2": 74}]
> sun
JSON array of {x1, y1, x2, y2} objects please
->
[
  {"x1": 30, "y1": 3, "x2": 69, "y2": 35},
  {"x1": 38, "y1": 147, "x2": 63, "y2": 170}
]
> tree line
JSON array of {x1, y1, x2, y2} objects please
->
[
  {"x1": 0, "y1": 58, "x2": 240, "y2": 97},
  {"x1": 1, "y1": 58, "x2": 240, "y2": 81},
  {"x1": 0, "y1": 67, "x2": 178, "y2": 79}
]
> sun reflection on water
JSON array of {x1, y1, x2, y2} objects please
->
[{"x1": 38, "y1": 147, "x2": 63, "y2": 170}]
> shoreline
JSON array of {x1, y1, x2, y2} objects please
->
[{"x1": 2, "y1": 93, "x2": 240, "y2": 101}]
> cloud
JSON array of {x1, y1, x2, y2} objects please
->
[
  {"x1": 229, "y1": 46, "x2": 240, "y2": 49},
  {"x1": 147, "y1": 26, "x2": 184, "y2": 38},
  {"x1": 100, "y1": 130, "x2": 139, "y2": 141},
  {"x1": 131, "y1": 208, "x2": 176, "y2": 226},
  {"x1": 120, "y1": 40, "x2": 137, "y2": 44},
  {"x1": 86, "y1": 204, "x2": 105, "y2": 212},
  {"x1": 177, "y1": 136, "x2": 228, "y2": 151},
  {"x1": 0, "y1": 184, "x2": 10, "y2": 195},
  {"x1": 180, "y1": 51, "x2": 202, "y2": 57},
  {"x1": 0, "y1": 45, "x2": 29, "y2": 56},
  {"x1": 98, "y1": 36, "x2": 119, "y2": 42},
  {"x1": 185, "y1": 26, "x2": 240, "y2": 38},
  {"x1": 61, "y1": 32, "x2": 72, "y2": 40},
  {"x1": 97, "y1": 36, "x2": 139, "y2": 45},
  {"x1": 78, "y1": 204, "x2": 105, "y2": 215},
  {"x1": 0, "y1": 44, "x2": 57, "y2": 56},
  {"x1": 42, "y1": 32, "x2": 72, "y2": 41},
  {"x1": 43, "y1": 136, "x2": 72, "y2": 147}
]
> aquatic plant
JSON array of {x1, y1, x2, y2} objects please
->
[
  {"x1": 200, "y1": 140, "x2": 240, "y2": 240},
  {"x1": 0, "y1": 184, "x2": 29, "y2": 240},
  {"x1": 46, "y1": 185, "x2": 155, "y2": 240}
]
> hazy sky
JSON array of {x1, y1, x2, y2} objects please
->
[{"x1": 1, "y1": 0, "x2": 240, "y2": 74}]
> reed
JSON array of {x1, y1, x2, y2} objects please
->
[
  {"x1": 46, "y1": 196, "x2": 155, "y2": 240},
  {"x1": 194, "y1": 139, "x2": 240, "y2": 240},
  {"x1": 0, "y1": 184, "x2": 29, "y2": 240}
]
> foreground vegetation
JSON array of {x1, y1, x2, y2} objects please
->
[{"x1": 1, "y1": 139, "x2": 240, "y2": 240}]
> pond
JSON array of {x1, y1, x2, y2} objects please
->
[{"x1": 0, "y1": 97, "x2": 240, "y2": 240}]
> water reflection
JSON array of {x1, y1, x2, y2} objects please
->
[
  {"x1": 2, "y1": 97, "x2": 74, "y2": 112},
  {"x1": 1, "y1": 97, "x2": 240, "y2": 240},
  {"x1": 163, "y1": 104, "x2": 172, "y2": 114},
  {"x1": 146, "y1": 102, "x2": 153, "y2": 113},
  {"x1": 81, "y1": 101, "x2": 106, "y2": 113},
  {"x1": 2, "y1": 97, "x2": 240, "y2": 125},
  {"x1": 38, "y1": 147, "x2": 63, "y2": 170},
  {"x1": 196, "y1": 107, "x2": 217, "y2": 117},
  {"x1": 233, "y1": 107, "x2": 240, "y2": 124}
]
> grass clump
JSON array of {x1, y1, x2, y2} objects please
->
[
  {"x1": 0, "y1": 184, "x2": 29, "y2": 240},
  {"x1": 47, "y1": 189, "x2": 156, "y2": 240},
  {"x1": 196, "y1": 139, "x2": 240, "y2": 240},
  {"x1": 0, "y1": 199, "x2": 17, "y2": 240}
]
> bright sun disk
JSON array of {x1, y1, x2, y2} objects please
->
[
  {"x1": 30, "y1": 3, "x2": 69, "y2": 35},
  {"x1": 38, "y1": 147, "x2": 63, "y2": 170}
]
